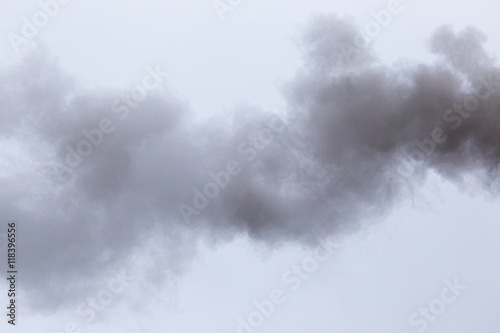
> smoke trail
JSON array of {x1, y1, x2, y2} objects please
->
[{"x1": 0, "y1": 15, "x2": 499, "y2": 309}]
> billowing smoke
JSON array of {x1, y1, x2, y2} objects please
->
[{"x1": 1, "y1": 14, "x2": 499, "y2": 310}]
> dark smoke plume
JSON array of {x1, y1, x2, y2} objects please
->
[{"x1": 0, "y1": 15, "x2": 499, "y2": 309}]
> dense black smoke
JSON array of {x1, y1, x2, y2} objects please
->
[{"x1": 0, "y1": 15, "x2": 499, "y2": 309}]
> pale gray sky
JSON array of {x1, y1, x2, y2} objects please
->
[{"x1": 0, "y1": 1, "x2": 499, "y2": 333}]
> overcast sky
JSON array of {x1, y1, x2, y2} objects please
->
[{"x1": 0, "y1": 1, "x2": 499, "y2": 333}]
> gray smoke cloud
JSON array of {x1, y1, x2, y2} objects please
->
[{"x1": 1, "y1": 14, "x2": 499, "y2": 311}]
